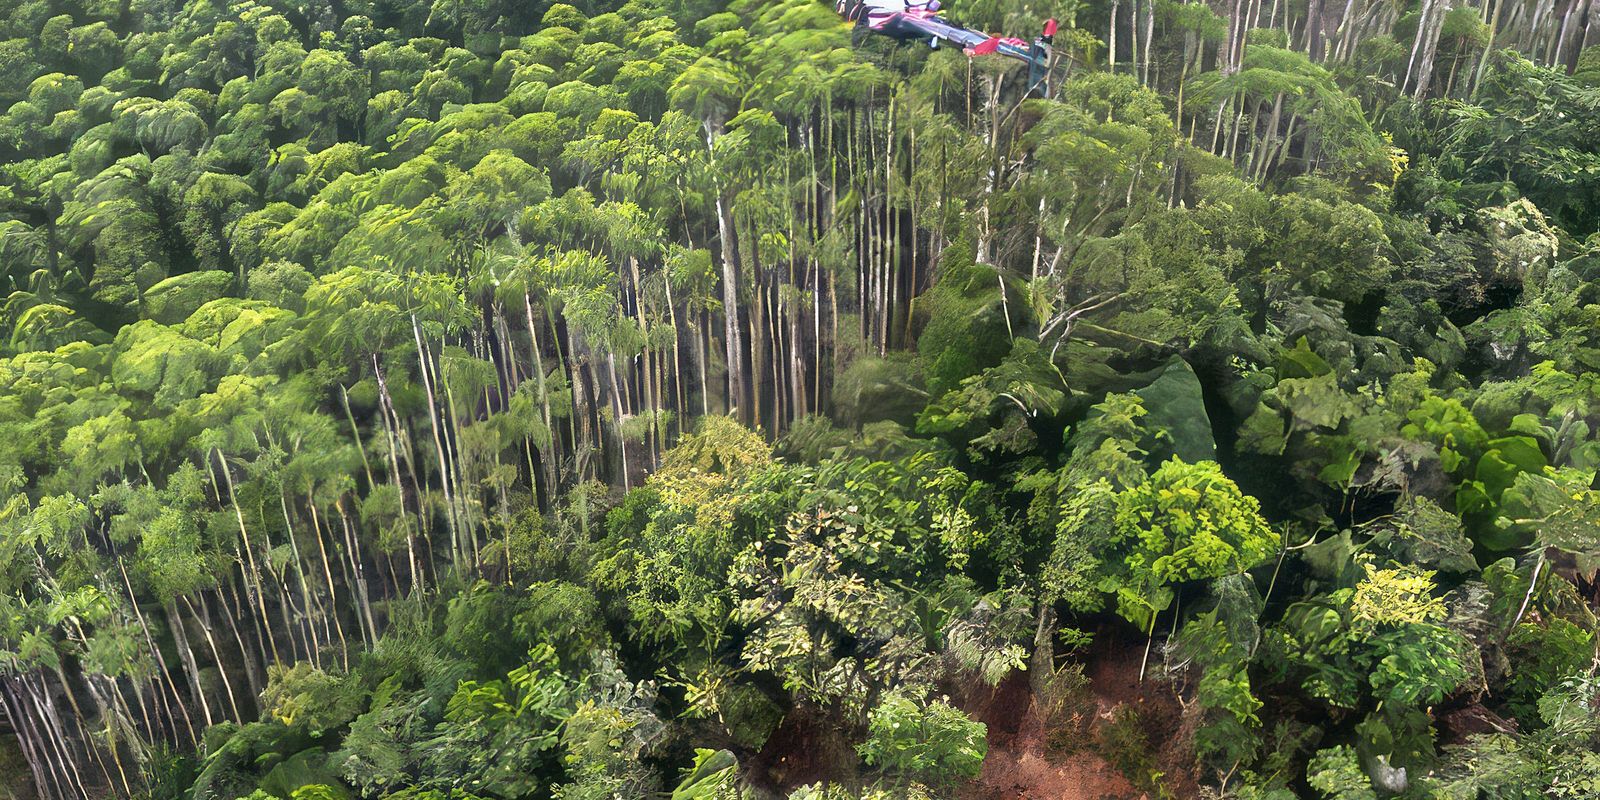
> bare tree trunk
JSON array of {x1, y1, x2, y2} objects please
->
[
  {"x1": 605, "y1": 350, "x2": 631, "y2": 489},
  {"x1": 117, "y1": 558, "x2": 197, "y2": 746},
  {"x1": 1471, "y1": 0, "x2": 1504, "y2": 95},
  {"x1": 1305, "y1": 0, "x2": 1326, "y2": 59},
  {"x1": 210, "y1": 589, "x2": 262, "y2": 715},
  {"x1": 1553, "y1": 0, "x2": 1581, "y2": 66},
  {"x1": 749, "y1": 264, "x2": 768, "y2": 431},
  {"x1": 209, "y1": 452, "x2": 284, "y2": 670},
  {"x1": 1583, "y1": 0, "x2": 1600, "y2": 52},
  {"x1": 1255, "y1": 92, "x2": 1285, "y2": 180},
  {"x1": 521, "y1": 293, "x2": 559, "y2": 502},
  {"x1": 219, "y1": 579, "x2": 265, "y2": 699},
  {"x1": 767, "y1": 285, "x2": 783, "y2": 431},
  {"x1": 662, "y1": 275, "x2": 687, "y2": 431},
  {"x1": 306, "y1": 503, "x2": 351, "y2": 669},
  {"x1": 3, "y1": 681, "x2": 60, "y2": 800},
  {"x1": 626, "y1": 255, "x2": 660, "y2": 467},
  {"x1": 1029, "y1": 604, "x2": 1058, "y2": 701},
  {"x1": 12, "y1": 677, "x2": 80, "y2": 800},
  {"x1": 337, "y1": 500, "x2": 381, "y2": 643},
  {"x1": 411, "y1": 316, "x2": 461, "y2": 563},
  {"x1": 440, "y1": 379, "x2": 477, "y2": 567},
  {"x1": 277, "y1": 493, "x2": 326, "y2": 668},
  {"x1": 1143, "y1": 0, "x2": 1158, "y2": 81},
  {"x1": 790, "y1": 269, "x2": 809, "y2": 421},
  {"x1": 1110, "y1": 0, "x2": 1121, "y2": 72},
  {"x1": 164, "y1": 601, "x2": 213, "y2": 728},
  {"x1": 371, "y1": 357, "x2": 422, "y2": 593},
  {"x1": 705, "y1": 117, "x2": 745, "y2": 423},
  {"x1": 181, "y1": 595, "x2": 241, "y2": 721},
  {"x1": 30, "y1": 674, "x2": 100, "y2": 797},
  {"x1": 1408, "y1": 0, "x2": 1447, "y2": 97},
  {"x1": 338, "y1": 384, "x2": 378, "y2": 492},
  {"x1": 697, "y1": 311, "x2": 711, "y2": 417},
  {"x1": 1330, "y1": 0, "x2": 1362, "y2": 61}
]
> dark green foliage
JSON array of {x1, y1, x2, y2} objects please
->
[
  {"x1": 1172, "y1": 575, "x2": 1265, "y2": 771},
  {"x1": 1131, "y1": 356, "x2": 1215, "y2": 464},
  {"x1": 1503, "y1": 619, "x2": 1594, "y2": 726},
  {"x1": 0, "y1": 2, "x2": 1596, "y2": 800},
  {"x1": 914, "y1": 262, "x2": 1015, "y2": 398}
]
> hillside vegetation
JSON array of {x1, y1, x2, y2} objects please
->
[{"x1": 1, "y1": 0, "x2": 1599, "y2": 797}]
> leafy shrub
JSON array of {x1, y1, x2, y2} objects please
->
[
  {"x1": 858, "y1": 690, "x2": 987, "y2": 786},
  {"x1": 1503, "y1": 618, "x2": 1594, "y2": 726},
  {"x1": 1106, "y1": 458, "x2": 1277, "y2": 631},
  {"x1": 1307, "y1": 746, "x2": 1375, "y2": 800},
  {"x1": 261, "y1": 662, "x2": 363, "y2": 736}
]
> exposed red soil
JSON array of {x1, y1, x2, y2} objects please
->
[
  {"x1": 953, "y1": 626, "x2": 1199, "y2": 800},
  {"x1": 1081, "y1": 629, "x2": 1202, "y2": 799},
  {"x1": 969, "y1": 746, "x2": 1142, "y2": 800},
  {"x1": 957, "y1": 673, "x2": 1140, "y2": 800},
  {"x1": 743, "y1": 628, "x2": 1199, "y2": 799}
]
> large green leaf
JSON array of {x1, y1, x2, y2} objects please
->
[{"x1": 1133, "y1": 355, "x2": 1215, "y2": 462}]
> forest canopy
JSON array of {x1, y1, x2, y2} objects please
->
[{"x1": 0, "y1": 0, "x2": 1598, "y2": 797}]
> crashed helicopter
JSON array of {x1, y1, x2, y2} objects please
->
[{"x1": 836, "y1": 0, "x2": 1057, "y2": 95}]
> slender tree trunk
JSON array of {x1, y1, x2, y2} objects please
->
[
  {"x1": 1110, "y1": 0, "x2": 1121, "y2": 71},
  {"x1": 441, "y1": 380, "x2": 478, "y2": 567},
  {"x1": 1255, "y1": 92, "x2": 1285, "y2": 180},
  {"x1": 789, "y1": 267, "x2": 808, "y2": 421},
  {"x1": 44, "y1": 659, "x2": 124, "y2": 796},
  {"x1": 164, "y1": 601, "x2": 213, "y2": 728},
  {"x1": 626, "y1": 255, "x2": 660, "y2": 468},
  {"x1": 1413, "y1": 0, "x2": 1447, "y2": 97},
  {"x1": 411, "y1": 315, "x2": 461, "y2": 563},
  {"x1": 219, "y1": 578, "x2": 265, "y2": 699},
  {"x1": 12, "y1": 678, "x2": 80, "y2": 800},
  {"x1": 123, "y1": 677, "x2": 155, "y2": 750},
  {"x1": 306, "y1": 503, "x2": 351, "y2": 669},
  {"x1": 1582, "y1": 0, "x2": 1600, "y2": 53},
  {"x1": 1553, "y1": 0, "x2": 1580, "y2": 66},
  {"x1": 522, "y1": 293, "x2": 559, "y2": 504},
  {"x1": 605, "y1": 350, "x2": 631, "y2": 489},
  {"x1": 180, "y1": 595, "x2": 241, "y2": 722},
  {"x1": 339, "y1": 384, "x2": 377, "y2": 493},
  {"x1": 213, "y1": 450, "x2": 283, "y2": 664},
  {"x1": 567, "y1": 327, "x2": 596, "y2": 479},
  {"x1": 117, "y1": 558, "x2": 197, "y2": 746},
  {"x1": 705, "y1": 117, "x2": 745, "y2": 423},
  {"x1": 663, "y1": 277, "x2": 687, "y2": 432},
  {"x1": 277, "y1": 492, "x2": 325, "y2": 668},
  {"x1": 1330, "y1": 0, "x2": 1361, "y2": 61},
  {"x1": 212, "y1": 587, "x2": 263, "y2": 709},
  {"x1": 371, "y1": 356, "x2": 422, "y2": 593},
  {"x1": 3, "y1": 681, "x2": 60, "y2": 800},
  {"x1": 766, "y1": 284, "x2": 783, "y2": 432},
  {"x1": 337, "y1": 499, "x2": 381, "y2": 643},
  {"x1": 696, "y1": 311, "x2": 711, "y2": 417},
  {"x1": 1403, "y1": 0, "x2": 1438, "y2": 96},
  {"x1": 37, "y1": 672, "x2": 111, "y2": 795}
]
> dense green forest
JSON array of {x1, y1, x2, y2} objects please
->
[{"x1": 1, "y1": 0, "x2": 1598, "y2": 795}]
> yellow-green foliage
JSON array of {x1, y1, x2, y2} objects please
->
[
  {"x1": 648, "y1": 415, "x2": 771, "y2": 526},
  {"x1": 1107, "y1": 458, "x2": 1276, "y2": 630},
  {"x1": 260, "y1": 662, "x2": 362, "y2": 736},
  {"x1": 1349, "y1": 561, "x2": 1447, "y2": 635}
]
